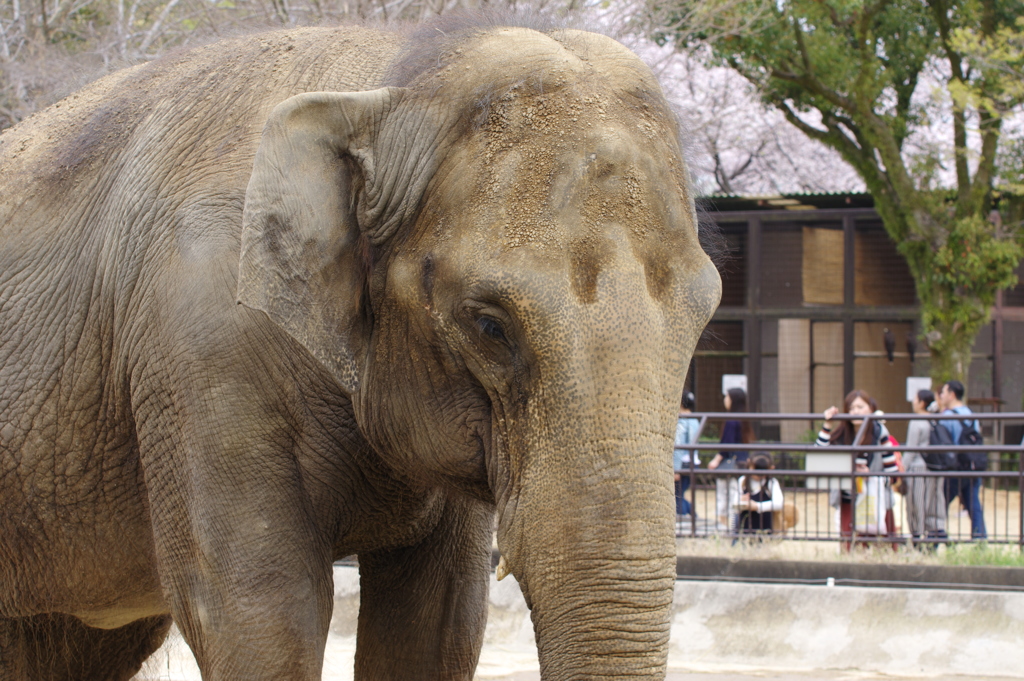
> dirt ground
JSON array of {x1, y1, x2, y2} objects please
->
[{"x1": 491, "y1": 671, "x2": 1011, "y2": 681}]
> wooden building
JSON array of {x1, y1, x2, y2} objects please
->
[{"x1": 690, "y1": 192, "x2": 1024, "y2": 443}]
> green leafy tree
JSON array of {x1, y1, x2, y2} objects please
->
[{"x1": 647, "y1": 0, "x2": 1024, "y2": 384}]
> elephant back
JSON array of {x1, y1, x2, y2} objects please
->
[{"x1": 0, "y1": 27, "x2": 406, "y2": 252}]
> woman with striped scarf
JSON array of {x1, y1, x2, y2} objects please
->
[{"x1": 818, "y1": 390, "x2": 898, "y2": 551}]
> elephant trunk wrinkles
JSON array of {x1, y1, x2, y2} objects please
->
[{"x1": 504, "y1": 414, "x2": 676, "y2": 680}]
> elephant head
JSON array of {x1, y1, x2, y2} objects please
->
[{"x1": 238, "y1": 24, "x2": 720, "y2": 679}]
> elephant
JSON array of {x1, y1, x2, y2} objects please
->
[{"x1": 0, "y1": 15, "x2": 720, "y2": 681}]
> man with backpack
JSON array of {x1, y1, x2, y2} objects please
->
[{"x1": 937, "y1": 380, "x2": 987, "y2": 539}]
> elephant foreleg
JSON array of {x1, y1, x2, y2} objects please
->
[
  {"x1": 137, "y1": 403, "x2": 337, "y2": 680},
  {"x1": 354, "y1": 495, "x2": 493, "y2": 681},
  {"x1": 147, "y1": 476, "x2": 336, "y2": 681}
]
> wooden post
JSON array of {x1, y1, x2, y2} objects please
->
[
  {"x1": 747, "y1": 217, "x2": 763, "y2": 416},
  {"x1": 843, "y1": 215, "x2": 856, "y2": 397}
]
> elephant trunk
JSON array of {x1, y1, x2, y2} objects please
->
[{"x1": 497, "y1": 390, "x2": 677, "y2": 679}]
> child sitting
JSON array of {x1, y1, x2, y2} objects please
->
[{"x1": 731, "y1": 454, "x2": 784, "y2": 536}]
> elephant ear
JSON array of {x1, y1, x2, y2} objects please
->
[{"x1": 238, "y1": 88, "x2": 403, "y2": 393}]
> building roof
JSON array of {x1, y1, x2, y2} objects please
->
[{"x1": 699, "y1": 192, "x2": 875, "y2": 212}]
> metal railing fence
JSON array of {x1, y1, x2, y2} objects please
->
[{"x1": 675, "y1": 412, "x2": 1024, "y2": 547}]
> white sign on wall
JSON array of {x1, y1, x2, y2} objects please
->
[
  {"x1": 906, "y1": 376, "x2": 932, "y2": 402},
  {"x1": 722, "y1": 374, "x2": 748, "y2": 396}
]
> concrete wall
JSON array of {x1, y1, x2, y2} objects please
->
[
  {"x1": 137, "y1": 566, "x2": 1024, "y2": 680},
  {"x1": 671, "y1": 580, "x2": 1024, "y2": 677}
]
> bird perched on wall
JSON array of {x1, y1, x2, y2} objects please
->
[
  {"x1": 883, "y1": 328, "x2": 896, "y2": 363},
  {"x1": 906, "y1": 331, "x2": 917, "y2": 364}
]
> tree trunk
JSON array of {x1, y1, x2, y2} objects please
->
[{"x1": 926, "y1": 321, "x2": 975, "y2": 387}]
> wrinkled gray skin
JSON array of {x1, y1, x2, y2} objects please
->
[{"x1": 0, "y1": 19, "x2": 720, "y2": 681}]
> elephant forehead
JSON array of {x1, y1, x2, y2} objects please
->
[
  {"x1": 474, "y1": 102, "x2": 690, "y2": 251},
  {"x1": 409, "y1": 92, "x2": 696, "y2": 306}
]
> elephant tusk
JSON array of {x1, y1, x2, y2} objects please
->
[{"x1": 496, "y1": 555, "x2": 510, "y2": 581}]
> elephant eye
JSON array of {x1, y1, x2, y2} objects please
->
[{"x1": 476, "y1": 315, "x2": 508, "y2": 344}]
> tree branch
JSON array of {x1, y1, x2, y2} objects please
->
[
  {"x1": 728, "y1": 146, "x2": 762, "y2": 181},
  {"x1": 138, "y1": 0, "x2": 182, "y2": 53},
  {"x1": 783, "y1": 17, "x2": 859, "y2": 113},
  {"x1": 770, "y1": 66, "x2": 857, "y2": 113},
  {"x1": 929, "y1": 0, "x2": 971, "y2": 198},
  {"x1": 713, "y1": 150, "x2": 733, "y2": 194},
  {"x1": 778, "y1": 101, "x2": 871, "y2": 174},
  {"x1": 820, "y1": 0, "x2": 853, "y2": 30},
  {"x1": 969, "y1": 105, "x2": 1003, "y2": 213}
]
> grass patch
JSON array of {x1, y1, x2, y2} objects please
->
[
  {"x1": 676, "y1": 535, "x2": 1024, "y2": 567},
  {"x1": 940, "y1": 543, "x2": 1024, "y2": 567}
]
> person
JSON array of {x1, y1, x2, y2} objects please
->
[
  {"x1": 707, "y1": 387, "x2": 754, "y2": 531},
  {"x1": 674, "y1": 391, "x2": 700, "y2": 525},
  {"x1": 731, "y1": 454, "x2": 783, "y2": 538},
  {"x1": 938, "y1": 380, "x2": 986, "y2": 539},
  {"x1": 816, "y1": 389, "x2": 898, "y2": 550},
  {"x1": 902, "y1": 389, "x2": 946, "y2": 545}
]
